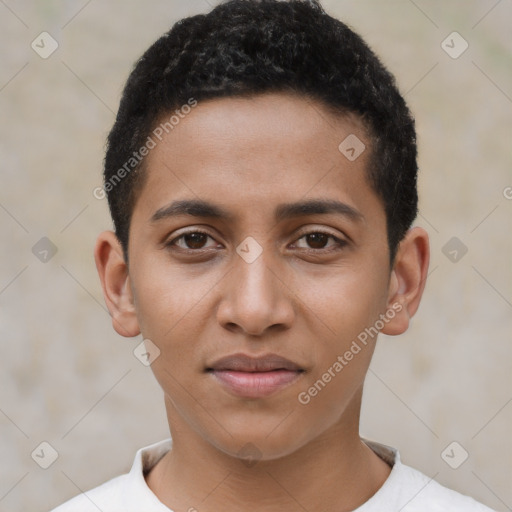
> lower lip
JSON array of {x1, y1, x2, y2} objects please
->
[{"x1": 210, "y1": 370, "x2": 302, "y2": 398}]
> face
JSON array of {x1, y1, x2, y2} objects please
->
[{"x1": 97, "y1": 93, "x2": 427, "y2": 462}]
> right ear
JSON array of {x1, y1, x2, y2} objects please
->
[{"x1": 94, "y1": 231, "x2": 140, "y2": 338}]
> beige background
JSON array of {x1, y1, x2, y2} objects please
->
[{"x1": 1, "y1": 1, "x2": 511, "y2": 511}]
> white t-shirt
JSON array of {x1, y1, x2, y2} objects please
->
[{"x1": 50, "y1": 438, "x2": 495, "y2": 511}]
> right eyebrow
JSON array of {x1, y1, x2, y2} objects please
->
[{"x1": 151, "y1": 199, "x2": 235, "y2": 223}]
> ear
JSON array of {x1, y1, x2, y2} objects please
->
[
  {"x1": 381, "y1": 227, "x2": 430, "y2": 336},
  {"x1": 94, "y1": 231, "x2": 141, "y2": 338}
]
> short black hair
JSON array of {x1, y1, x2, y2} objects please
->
[{"x1": 104, "y1": 0, "x2": 418, "y2": 263}]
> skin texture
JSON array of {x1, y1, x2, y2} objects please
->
[{"x1": 95, "y1": 93, "x2": 429, "y2": 512}]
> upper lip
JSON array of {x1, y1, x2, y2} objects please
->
[{"x1": 207, "y1": 353, "x2": 303, "y2": 372}]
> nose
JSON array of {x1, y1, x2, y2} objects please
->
[{"x1": 216, "y1": 249, "x2": 295, "y2": 337}]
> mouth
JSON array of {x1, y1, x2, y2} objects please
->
[{"x1": 206, "y1": 353, "x2": 305, "y2": 398}]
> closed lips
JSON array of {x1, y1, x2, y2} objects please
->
[
  {"x1": 206, "y1": 353, "x2": 305, "y2": 398},
  {"x1": 206, "y1": 353, "x2": 304, "y2": 373}
]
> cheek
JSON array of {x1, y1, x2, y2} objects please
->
[
  {"x1": 292, "y1": 260, "x2": 389, "y2": 345},
  {"x1": 290, "y1": 261, "x2": 388, "y2": 400},
  {"x1": 134, "y1": 253, "x2": 205, "y2": 319},
  {"x1": 131, "y1": 259, "x2": 223, "y2": 362},
  {"x1": 292, "y1": 270, "x2": 383, "y2": 428},
  {"x1": 133, "y1": 268, "x2": 216, "y2": 411}
]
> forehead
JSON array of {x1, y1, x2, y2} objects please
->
[{"x1": 135, "y1": 93, "x2": 383, "y2": 226}]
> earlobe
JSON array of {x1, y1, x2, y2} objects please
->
[
  {"x1": 94, "y1": 231, "x2": 141, "y2": 338},
  {"x1": 381, "y1": 227, "x2": 430, "y2": 336}
]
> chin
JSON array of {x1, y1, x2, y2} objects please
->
[{"x1": 205, "y1": 418, "x2": 313, "y2": 463}]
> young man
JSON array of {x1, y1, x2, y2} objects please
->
[{"x1": 52, "y1": 0, "x2": 495, "y2": 510}]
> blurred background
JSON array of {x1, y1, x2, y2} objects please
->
[{"x1": 1, "y1": 0, "x2": 511, "y2": 510}]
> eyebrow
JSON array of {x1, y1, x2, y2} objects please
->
[{"x1": 150, "y1": 198, "x2": 364, "y2": 223}]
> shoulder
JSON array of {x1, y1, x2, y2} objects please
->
[
  {"x1": 49, "y1": 474, "x2": 130, "y2": 512},
  {"x1": 397, "y1": 464, "x2": 496, "y2": 512},
  {"x1": 48, "y1": 439, "x2": 172, "y2": 512},
  {"x1": 362, "y1": 439, "x2": 496, "y2": 512}
]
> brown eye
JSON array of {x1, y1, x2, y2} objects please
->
[
  {"x1": 183, "y1": 232, "x2": 208, "y2": 249},
  {"x1": 293, "y1": 231, "x2": 347, "y2": 251},
  {"x1": 305, "y1": 233, "x2": 329, "y2": 249},
  {"x1": 167, "y1": 231, "x2": 219, "y2": 251}
]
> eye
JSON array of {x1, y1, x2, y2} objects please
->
[
  {"x1": 292, "y1": 231, "x2": 347, "y2": 251},
  {"x1": 167, "y1": 230, "x2": 220, "y2": 250},
  {"x1": 165, "y1": 229, "x2": 347, "y2": 253}
]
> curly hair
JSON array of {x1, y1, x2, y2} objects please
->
[{"x1": 104, "y1": 0, "x2": 418, "y2": 262}]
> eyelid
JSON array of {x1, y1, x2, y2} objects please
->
[
  {"x1": 292, "y1": 225, "x2": 348, "y2": 242},
  {"x1": 293, "y1": 225, "x2": 345, "y2": 238}
]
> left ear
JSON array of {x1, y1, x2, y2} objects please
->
[{"x1": 381, "y1": 226, "x2": 430, "y2": 336}]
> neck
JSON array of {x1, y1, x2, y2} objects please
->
[{"x1": 146, "y1": 391, "x2": 391, "y2": 512}]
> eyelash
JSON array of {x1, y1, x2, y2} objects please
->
[{"x1": 165, "y1": 229, "x2": 347, "y2": 253}]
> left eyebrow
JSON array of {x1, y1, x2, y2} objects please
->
[
  {"x1": 150, "y1": 198, "x2": 364, "y2": 223},
  {"x1": 274, "y1": 199, "x2": 364, "y2": 223}
]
